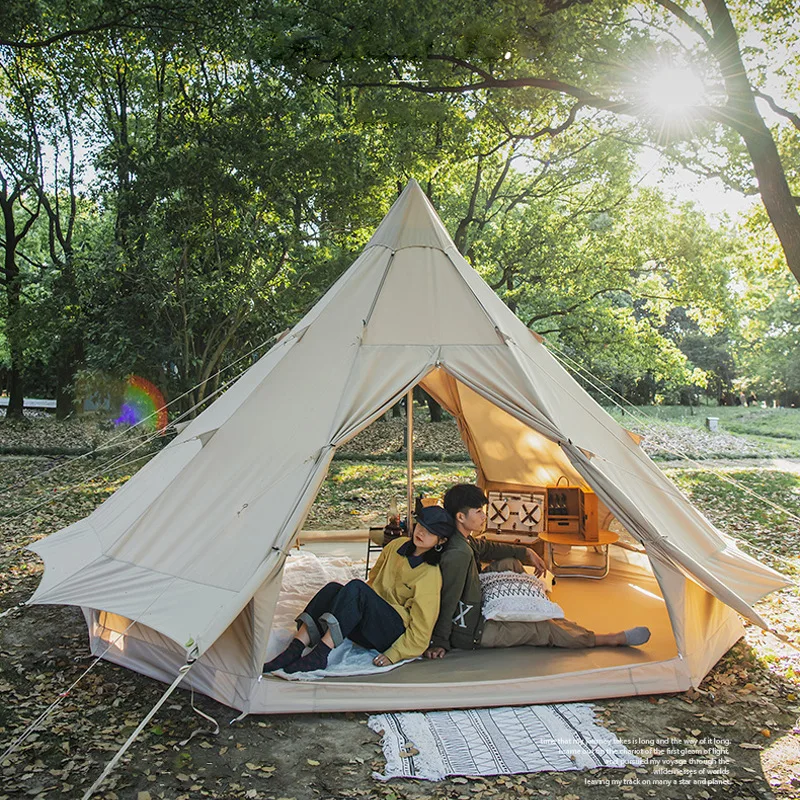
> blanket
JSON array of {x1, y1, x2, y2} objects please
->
[{"x1": 369, "y1": 703, "x2": 642, "y2": 781}]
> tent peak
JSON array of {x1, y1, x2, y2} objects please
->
[{"x1": 367, "y1": 180, "x2": 458, "y2": 253}]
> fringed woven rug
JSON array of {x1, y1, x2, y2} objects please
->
[{"x1": 369, "y1": 703, "x2": 642, "y2": 781}]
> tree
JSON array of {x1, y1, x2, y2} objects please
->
[
  {"x1": 2, "y1": 0, "x2": 777, "y2": 416},
  {"x1": 0, "y1": 53, "x2": 42, "y2": 417},
  {"x1": 273, "y1": 0, "x2": 800, "y2": 283},
  {"x1": 732, "y1": 210, "x2": 800, "y2": 405}
]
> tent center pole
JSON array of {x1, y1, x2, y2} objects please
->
[{"x1": 406, "y1": 389, "x2": 414, "y2": 528}]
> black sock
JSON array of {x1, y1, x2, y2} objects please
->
[
  {"x1": 283, "y1": 641, "x2": 332, "y2": 674},
  {"x1": 262, "y1": 638, "x2": 305, "y2": 672}
]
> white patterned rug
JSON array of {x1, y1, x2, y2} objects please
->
[{"x1": 369, "y1": 704, "x2": 642, "y2": 781}]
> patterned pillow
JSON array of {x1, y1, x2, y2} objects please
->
[{"x1": 479, "y1": 571, "x2": 565, "y2": 622}]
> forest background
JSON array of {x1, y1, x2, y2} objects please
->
[{"x1": 1, "y1": 0, "x2": 800, "y2": 422}]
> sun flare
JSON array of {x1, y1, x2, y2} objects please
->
[{"x1": 645, "y1": 67, "x2": 705, "y2": 116}]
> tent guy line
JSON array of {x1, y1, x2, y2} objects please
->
[
  {"x1": 0, "y1": 329, "x2": 283, "y2": 499},
  {"x1": 0, "y1": 340, "x2": 278, "y2": 523},
  {"x1": 80, "y1": 659, "x2": 197, "y2": 800},
  {"x1": 545, "y1": 338, "x2": 800, "y2": 528},
  {"x1": 544, "y1": 341, "x2": 800, "y2": 572},
  {"x1": 0, "y1": 599, "x2": 195, "y2": 765}
]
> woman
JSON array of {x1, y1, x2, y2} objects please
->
[{"x1": 263, "y1": 505, "x2": 455, "y2": 673}]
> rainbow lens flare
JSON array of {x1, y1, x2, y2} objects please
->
[{"x1": 115, "y1": 376, "x2": 168, "y2": 432}]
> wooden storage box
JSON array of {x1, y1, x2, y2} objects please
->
[
  {"x1": 545, "y1": 486, "x2": 600, "y2": 541},
  {"x1": 546, "y1": 486, "x2": 583, "y2": 536},
  {"x1": 582, "y1": 490, "x2": 599, "y2": 542},
  {"x1": 484, "y1": 488, "x2": 545, "y2": 545}
]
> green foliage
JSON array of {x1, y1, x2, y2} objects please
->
[
  {"x1": 1, "y1": 0, "x2": 799, "y2": 412},
  {"x1": 306, "y1": 461, "x2": 477, "y2": 529}
]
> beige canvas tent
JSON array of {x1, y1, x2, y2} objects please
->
[{"x1": 28, "y1": 180, "x2": 788, "y2": 715}]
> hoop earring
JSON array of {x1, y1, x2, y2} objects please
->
[{"x1": 434, "y1": 543, "x2": 444, "y2": 552}]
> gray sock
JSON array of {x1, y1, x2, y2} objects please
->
[{"x1": 624, "y1": 626, "x2": 651, "y2": 646}]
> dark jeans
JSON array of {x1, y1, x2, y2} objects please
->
[{"x1": 297, "y1": 580, "x2": 405, "y2": 651}]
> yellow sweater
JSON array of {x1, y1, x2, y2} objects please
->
[{"x1": 368, "y1": 537, "x2": 442, "y2": 664}]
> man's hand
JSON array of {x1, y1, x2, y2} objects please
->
[
  {"x1": 523, "y1": 548, "x2": 546, "y2": 577},
  {"x1": 373, "y1": 653, "x2": 393, "y2": 667},
  {"x1": 423, "y1": 646, "x2": 446, "y2": 659}
]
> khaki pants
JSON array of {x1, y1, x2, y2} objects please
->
[{"x1": 480, "y1": 617, "x2": 596, "y2": 649}]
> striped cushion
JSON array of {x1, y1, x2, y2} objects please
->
[{"x1": 479, "y1": 572, "x2": 565, "y2": 622}]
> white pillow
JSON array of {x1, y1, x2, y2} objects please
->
[{"x1": 479, "y1": 571, "x2": 565, "y2": 622}]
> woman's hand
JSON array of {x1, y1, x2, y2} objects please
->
[{"x1": 373, "y1": 653, "x2": 393, "y2": 667}]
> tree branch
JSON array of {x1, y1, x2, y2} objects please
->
[
  {"x1": 0, "y1": 4, "x2": 202, "y2": 49},
  {"x1": 754, "y1": 90, "x2": 800, "y2": 132},
  {"x1": 0, "y1": 21, "x2": 129, "y2": 50},
  {"x1": 426, "y1": 54, "x2": 494, "y2": 82},
  {"x1": 653, "y1": 0, "x2": 713, "y2": 44},
  {"x1": 526, "y1": 287, "x2": 628, "y2": 325},
  {"x1": 354, "y1": 61, "x2": 740, "y2": 133}
]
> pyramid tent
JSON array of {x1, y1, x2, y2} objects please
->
[{"x1": 28, "y1": 180, "x2": 788, "y2": 714}]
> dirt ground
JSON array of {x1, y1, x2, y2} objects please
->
[
  {"x1": 1, "y1": 445, "x2": 799, "y2": 799},
  {"x1": 1, "y1": 572, "x2": 799, "y2": 800}
]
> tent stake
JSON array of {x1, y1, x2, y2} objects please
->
[{"x1": 406, "y1": 389, "x2": 414, "y2": 527}]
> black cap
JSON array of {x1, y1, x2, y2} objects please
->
[{"x1": 415, "y1": 506, "x2": 457, "y2": 540}]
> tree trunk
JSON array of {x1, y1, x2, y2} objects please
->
[
  {"x1": 425, "y1": 392, "x2": 443, "y2": 422},
  {"x1": 1, "y1": 198, "x2": 25, "y2": 419},
  {"x1": 703, "y1": 0, "x2": 800, "y2": 284},
  {"x1": 55, "y1": 334, "x2": 83, "y2": 419},
  {"x1": 53, "y1": 245, "x2": 82, "y2": 419}
]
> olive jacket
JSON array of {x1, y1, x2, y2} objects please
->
[{"x1": 429, "y1": 534, "x2": 530, "y2": 651}]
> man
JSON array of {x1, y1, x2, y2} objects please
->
[{"x1": 424, "y1": 484, "x2": 650, "y2": 658}]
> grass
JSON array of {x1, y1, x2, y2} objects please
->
[
  {"x1": 664, "y1": 467, "x2": 800, "y2": 575},
  {"x1": 1, "y1": 436, "x2": 799, "y2": 798},
  {"x1": 304, "y1": 461, "x2": 478, "y2": 529},
  {"x1": 605, "y1": 404, "x2": 800, "y2": 459},
  {"x1": 607, "y1": 404, "x2": 800, "y2": 435}
]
